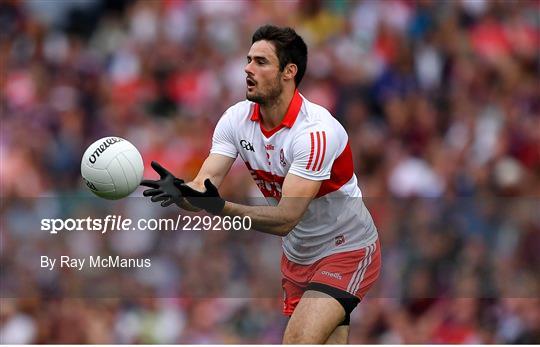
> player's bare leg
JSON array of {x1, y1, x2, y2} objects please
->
[
  {"x1": 282, "y1": 290, "x2": 346, "y2": 344},
  {"x1": 325, "y1": 325, "x2": 349, "y2": 344}
]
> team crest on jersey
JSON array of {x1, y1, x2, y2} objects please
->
[{"x1": 280, "y1": 149, "x2": 287, "y2": 167}]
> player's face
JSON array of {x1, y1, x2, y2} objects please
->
[{"x1": 245, "y1": 40, "x2": 283, "y2": 105}]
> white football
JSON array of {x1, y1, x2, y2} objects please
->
[{"x1": 81, "y1": 136, "x2": 144, "y2": 200}]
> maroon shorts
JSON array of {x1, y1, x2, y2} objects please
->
[{"x1": 281, "y1": 239, "x2": 381, "y2": 316}]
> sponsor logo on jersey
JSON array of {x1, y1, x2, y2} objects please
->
[
  {"x1": 240, "y1": 139, "x2": 254, "y2": 152},
  {"x1": 321, "y1": 270, "x2": 342, "y2": 280},
  {"x1": 245, "y1": 162, "x2": 284, "y2": 199}
]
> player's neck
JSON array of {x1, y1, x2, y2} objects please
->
[{"x1": 259, "y1": 86, "x2": 295, "y2": 129}]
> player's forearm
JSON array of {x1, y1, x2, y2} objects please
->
[
  {"x1": 190, "y1": 154, "x2": 234, "y2": 190},
  {"x1": 221, "y1": 202, "x2": 298, "y2": 236}
]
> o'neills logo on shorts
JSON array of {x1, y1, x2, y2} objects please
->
[
  {"x1": 321, "y1": 271, "x2": 342, "y2": 280},
  {"x1": 88, "y1": 138, "x2": 123, "y2": 164}
]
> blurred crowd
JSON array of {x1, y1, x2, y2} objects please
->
[{"x1": 1, "y1": 0, "x2": 539, "y2": 344}]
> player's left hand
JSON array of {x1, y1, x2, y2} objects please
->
[
  {"x1": 175, "y1": 178, "x2": 225, "y2": 215},
  {"x1": 141, "y1": 161, "x2": 185, "y2": 207}
]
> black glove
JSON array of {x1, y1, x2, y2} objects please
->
[
  {"x1": 175, "y1": 178, "x2": 225, "y2": 215},
  {"x1": 140, "y1": 161, "x2": 185, "y2": 207}
]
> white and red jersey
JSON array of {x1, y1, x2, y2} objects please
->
[{"x1": 211, "y1": 90, "x2": 378, "y2": 264}]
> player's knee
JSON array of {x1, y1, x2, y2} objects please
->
[
  {"x1": 283, "y1": 319, "x2": 328, "y2": 344},
  {"x1": 282, "y1": 330, "x2": 298, "y2": 344},
  {"x1": 283, "y1": 327, "x2": 320, "y2": 344},
  {"x1": 325, "y1": 325, "x2": 349, "y2": 344}
]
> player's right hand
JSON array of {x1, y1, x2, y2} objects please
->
[{"x1": 140, "y1": 161, "x2": 185, "y2": 207}]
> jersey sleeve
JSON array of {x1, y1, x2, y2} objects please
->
[
  {"x1": 210, "y1": 109, "x2": 238, "y2": 159},
  {"x1": 288, "y1": 127, "x2": 342, "y2": 181}
]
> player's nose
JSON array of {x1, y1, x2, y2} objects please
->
[{"x1": 244, "y1": 61, "x2": 254, "y2": 75}]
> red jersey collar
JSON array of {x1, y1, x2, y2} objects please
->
[{"x1": 250, "y1": 89, "x2": 303, "y2": 129}]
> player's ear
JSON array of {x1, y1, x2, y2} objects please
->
[{"x1": 283, "y1": 63, "x2": 297, "y2": 82}]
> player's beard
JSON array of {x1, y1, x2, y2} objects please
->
[{"x1": 246, "y1": 74, "x2": 283, "y2": 106}]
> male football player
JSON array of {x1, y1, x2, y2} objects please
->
[{"x1": 142, "y1": 25, "x2": 381, "y2": 344}]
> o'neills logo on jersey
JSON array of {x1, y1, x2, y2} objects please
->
[
  {"x1": 265, "y1": 144, "x2": 274, "y2": 150},
  {"x1": 88, "y1": 137, "x2": 123, "y2": 164},
  {"x1": 321, "y1": 271, "x2": 342, "y2": 280}
]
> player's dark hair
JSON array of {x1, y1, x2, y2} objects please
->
[{"x1": 252, "y1": 25, "x2": 308, "y2": 87}]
